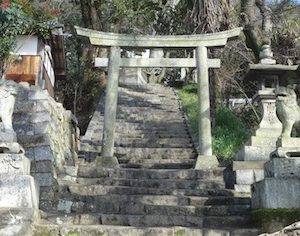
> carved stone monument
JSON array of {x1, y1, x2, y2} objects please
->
[
  {"x1": 271, "y1": 85, "x2": 300, "y2": 158},
  {"x1": 0, "y1": 80, "x2": 39, "y2": 235},
  {"x1": 252, "y1": 83, "x2": 300, "y2": 209},
  {"x1": 0, "y1": 79, "x2": 24, "y2": 153}
]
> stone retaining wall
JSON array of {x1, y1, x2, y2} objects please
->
[{"x1": 13, "y1": 84, "x2": 79, "y2": 211}]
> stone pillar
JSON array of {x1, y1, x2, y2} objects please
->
[
  {"x1": 97, "y1": 46, "x2": 120, "y2": 167},
  {"x1": 194, "y1": 46, "x2": 218, "y2": 169}
]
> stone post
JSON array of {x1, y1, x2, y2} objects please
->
[
  {"x1": 97, "y1": 46, "x2": 120, "y2": 167},
  {"x1": 194, "y1": 46, "x2": 219, "y2": 169}
]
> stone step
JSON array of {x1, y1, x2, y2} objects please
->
[
  {"x1": 86, "y1": 126, "x2": 189, "y2": 135},
  {"x1": 84, "y1": 133, "x2": 192, "y2": 144},
  {"x1": 115, "y1": 142, "x2": 193, "y2": 149},
  {"x1": 33, "y1": 224, "x2": 262, "y2": 236},
  {"x1": 62, "y1": 184, "x2": 236, "y2": 197},
  {"x1": 112, "y1": 116, "x2": 186, "y2": 123},
  {"x1": 73, "y1": 177, "x2": 225, "y2": 189},
  {"x1": 40, "y1": 212, "x2": 252, "y2": 228},
  {"x1": 84, "y1": 128, "x2": 191, "y2": 137},
  {"x1": 78, "y1": 151, "x2": 197, "y2": 163},
  {"x1": 115, "y1": 147, "x2": 196, "y2": 156},
  {"x1": 79, "y1": 147, "x2": 197, "y2": 159},
  {"x1": 60, "y1": 194, "x2": 250, "y2": 207},
  {"x1": 115, "y1": 107, "x2": 183, "y2": 114},
  {"x1": 118, "y1": 157, "x2": 196, "y2": 163},
  {"x1": 119, "y1": 162, "x2": 194, "y2": 169},
  {"x1": 114, "y1": 137, "x2": 192, "y2": 145},
  {"x1": 112, "y1": 121, "x2": 189, "y2": 130},
  {"x1": 77, "y1": 167, "x2": 223, "y2": 180},
  {"x1": 116, "y1": 104, "x2": 180, "y2": 110},
  {"x1": 114, "y1": 113, "x2": 185, "y2": 120},
  {"x1": 68, "y1": 200, "x2": 250, "y2": 217}
]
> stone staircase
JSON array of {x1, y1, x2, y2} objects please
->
[
  {"x1": 34, "y1": 84, "x2": 261, "y2": 235},
  {"x1": 80, "y1": 84, "x2": 197, "y2": 169}
]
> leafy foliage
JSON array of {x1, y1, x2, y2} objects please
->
[
  {"x1": 213, "y1": 108, "x2": 249, "y2": 160},
  {"x1": 178, "y1": 83, "x2": 249, "y2": 161},
  {"x1": 0, "y1": 0, "x2": 60, "y2": 59}
]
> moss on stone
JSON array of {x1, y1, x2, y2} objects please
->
[
  {"x1": 66, "y1": 229, "x2": 81, "y2": 235},
  {"x1": 174, "y1": 229, "x2": 185, "y2": 236},
  {"x1": 34, "y1": 229, "x2": 59, "y2": 236},
  {"x1": 251, "y1": 208, "x2": 300, "y2": 232}
]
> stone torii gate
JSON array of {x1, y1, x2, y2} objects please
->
[{"x1": 76, "y1": 26, "x2": 242, "y2": 169}]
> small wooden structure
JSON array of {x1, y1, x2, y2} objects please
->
[
  {"x1": 76, "y1": 26, "x2": 242, "y2": 169},
  {"x1": 5, "y1": 29, "x2": 66, "y2": 97}
]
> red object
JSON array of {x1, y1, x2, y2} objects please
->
[
  {"x1": 53, "y1": 8, "x2": 61, "y2": 16},
  {"x1": 1, "y1": 0, "x2": 10, "y2": 9},
  {"x1": 39, "y1": 2, "x2": 49, "y2": 9}
]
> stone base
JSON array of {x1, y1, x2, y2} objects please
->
[
  {"x1": 233, "y1": 161, "x2": 265, "y2": 170},
  {"x1": 234, "y1": 184, "x2": 251, "y2": 193},
  {"x1": 272, "y1": 137, "x2": 300, "y2": 158},
  {"x1": 272, "y1": 147, "x2": 300, "y2": 158},
  {"x1": 252, "y1": 177, "x2": 300, "y2": 208},
  {"x1": 95, "y1": 156, "x2": 119, "y2": 168},
  {"x1": 250, "y1": 136, "x2": 280, "y2": 147},
  {"x1": 0, "y1": 142, "x2": 24, "y2": 154},
  {"x1": 235, "y1": 145, "x2": 276, "y2": 161},
  {"x1": 0, "y1": 208, "x2": 36, "y2": 236},
  {"x1": 194, "y1": 155, "x2": 219, "y2": 169},
  {"x1": 0, "y1": 175, "x2": 39, "y2": 210},
  {"x1": 235, "y1": 169, "x2": 264, "y2": 185},
  {"x1": 265, "y1": 158, "x2": 300, "y2": 178},
  {"x1": 233, "y1": 161, "x2": 265, "y2": 193},
  {"x1": 277, "y1": 137, "x2": 300, "y2": 147},
  {"x1": 0, "y1": 154, "x2": 30, "y2": 175}
]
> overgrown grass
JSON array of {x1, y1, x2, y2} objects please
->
[{"x1": 178, "y1": 83, "x2": 249, "y2": 161}]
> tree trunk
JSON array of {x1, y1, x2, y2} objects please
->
[{"x1": 240, "y1": 0, "x2": 274, "y2": 60}]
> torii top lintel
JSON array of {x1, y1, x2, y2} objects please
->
[{"x1": 75, "y1": 26, "x2": 242, "y2": 48}]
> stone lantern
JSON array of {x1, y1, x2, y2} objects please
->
[{"x1": 233, "y1": 45, "x2": 299, "y2": 193}]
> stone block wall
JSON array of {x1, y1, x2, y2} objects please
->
[{"x1": 12, "y1": 84, "x2": 79, "y2": 211}]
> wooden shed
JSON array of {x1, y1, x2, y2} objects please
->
[{"x1": 5, "y1": 27, "x2": 66, "y2": 97}]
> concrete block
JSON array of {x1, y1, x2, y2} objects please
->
[
  {"x1": 31, "y1": 160, "x2": 53, "y2": 173},
  {"x1": 233, "y1": 161, "x2": 265, "y2": 170},
  {"x1": 250, "y1": 136, "x2": 278, "y2": 147},
  {"x1": 0, "y1": 154, "x2": 30, "y2": 175},
  {"x1": 235, "y1": 146, "x2": 275, "y2": 161},
  {"x1": 252, "y1": 177, "x2": 300, "y2": 208},
  {"x1": 265, "y1": 158, "x2": 300, "y2": 178},
  {"x1": 234, "y1": 184, "x2": 251, "y2": 193},
  {"x1": 34, "y1": 146, "x2": 53, "y2": 161},
  {"x1": 58, "y1": 199, "x2": 73, "y2": 213},
  {"x1": 236, "y1": 170, "x2": 255, "y2": 185},
  {"x1": 31, "y1": 112, "x2": 51, "y2": 123},
  {"x1": 195, "y1": 155, "x2": 219, "y2": 169},
  {"x1": 32, "y1": 173, "x2": 55, "y2": 187},
  {"x1": 254, "y1": 169, "x2": 264, "y2": 182},
  {"x1": 0, "y1": 175, "x2": 39, "y2": 209}
]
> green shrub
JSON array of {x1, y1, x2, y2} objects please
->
[
  {"x1": 213, "y1": 107, "x2": 249, "y2": 160},
  {"x1": 178, "y1": 83, "x2": 249, "y2": 161}
]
